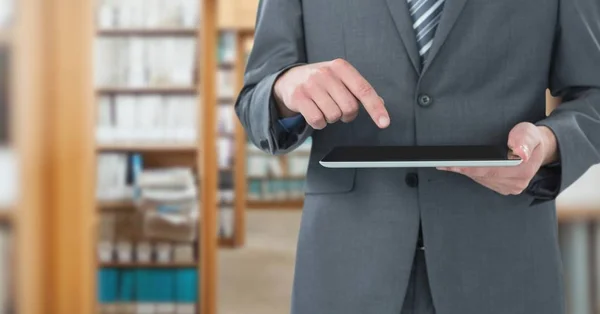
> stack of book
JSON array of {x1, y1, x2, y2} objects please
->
[
  {"x1": 96, "y1": 96, "x2": 197, "y2": 145},
  {"x1": 98, "y1": 268, "x2": 198, "y2": 314},
  {"x1": 97, "y1": 157, "x2": 198, "y2": 266}
]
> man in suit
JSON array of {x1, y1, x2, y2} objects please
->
[{"x1": 235, "y1": 0, "x2": 600, "y2": 312}]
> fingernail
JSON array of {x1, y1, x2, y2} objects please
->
[
  {"x1": 520, "y1": 144, "x2": 530, "y2": 161},
  {"x1": 378, "y1": 116, "x2": 390, "y2": 128},
  {"x1": 379, "y1": 96, "x2": 385, "y2": 104}
]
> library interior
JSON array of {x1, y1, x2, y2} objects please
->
[{"x1": 0, "y1": 0, "x2": 599, "y2": 314}]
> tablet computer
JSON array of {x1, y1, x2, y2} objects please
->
[{"x1": 319, "y1": 145, "x2": 522, "y2": 168}]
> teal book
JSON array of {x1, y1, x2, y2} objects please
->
[
  {"x1": 175, "y1": 269, "x2": 198, "y2": 303},
  {"x1": 98, "y1": 268, "x2": 118, "y2": 303},
  {"x1": 136, "y1": 268, "x2": 154, "y2": 303},
  {"x1": 154, "y1": 270, "x2": 175, "y2": 302},
  {"x1": 119, "y1": 269, "x2": 136, "y2": 302}
]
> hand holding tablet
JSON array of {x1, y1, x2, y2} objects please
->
[{"x1": 319, "y1": 145, "x2": 522, "y2": 168}]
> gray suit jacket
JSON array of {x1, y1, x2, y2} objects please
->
[{"x1": 235, "y1": 0, "x2": 600, "y2": 313}]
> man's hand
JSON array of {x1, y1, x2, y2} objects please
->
[
  {"x1": 438, "y1": 123, "x2": 559, "y2": 196},
  {"x1": 273, "y1": 59, "x2": 390, "y2": 130}
]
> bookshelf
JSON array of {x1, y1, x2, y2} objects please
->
[
  {"x1": 93, "y1": 0, "x2": 218, "y2": 313},
  {"x1": 215, "y1": 29, "x2": 248, "y2": 248}
]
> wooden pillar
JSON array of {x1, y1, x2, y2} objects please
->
[
  {"x1": 44, "y1": 0, "x2": 96, "y2": 312},
  {"x1": 200, "y1": 0, "x2": 219, "y2": 313}
]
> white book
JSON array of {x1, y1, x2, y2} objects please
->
[
  {"x1": 218, "y1": 105, "x2": 234, "y2": 134},
  {"x1": 97, "y1": 96, "x2": 114, "y2": 144},
  {"x1": 115, "y1": 0, "x2": 132, "y2": 28},
  {"x1": 147, "y1": 96, "x2": 163, "y2": 142},
  {"x1": 128, "y1": 38, "x2": 145, "y2": 88},
  {"x1": 288, "y1": 156, "x2": 310, "y2": 176},
  {"x1": 182, "y1": 97, "x2": 197, "y2": 143},
  {"x1": 136, "y1": 241, "x2": 153, "y2": 263},
  {"x1": 116, "y1": 241, "x2": 133, "y2": 263},
  {"x1": 221, "y1": 32, "x2": 237, "y2": 63},
  {"x1": 159, "y1": 0, "x2": 178, "y2": 27},
  {"x1": 97, "y1": 0, "x2": 115, "y2": 29},
  {"x1": 217, "y1": 69, "x2": 234, "y2": 99},
  {"x1": 94, "y1": 38, "x2": 112, "y2": 87},
  {"x1": 158, "y1": 97, "x2": 170, "y2": 141},
  {"x1": 170, "y1": 40, "x2": 187, "y2": 86},
  {"x1": 155, "y1": 242, "x2": 173, "y2": 263},
  {"x1": 116, "y1": 95, "x2": 138, "y2": 142},
  {"x1": 97, "y1": 241, "x2": 115, "y2": 263},
  {"x1": 144, "y1": 0, "x2": 159, "y2": 28},
  {"x1": 129, "y1": 0, "x2": 144, "y2": 28},
  {"x1": 220, "y1": 207, "x2": 235, "y2": 238},
  {"x1": 268, "y1": 157, "x2": 284, "y2": 177},
  {"x1": 247, "y1": 156, "x2": 267, "y2": 177},
  {"x1": 218, "y1": 138, "x2": 231, "y2": 169},
  {"x1": 115, "y1": 38, "x2": 131, "y2": 86},
  {"x1": 181, "y1": 0, "x2": 198, "y2": 28},
  {"x1": 165, "y1": 97, "x2": 179, "y2": 140}
]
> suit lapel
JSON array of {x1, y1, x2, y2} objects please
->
[
  {"x1": 422, "y1": 0, "x2": 470, "y2": 74},
  {"x1": 384, "y1": 0, "x2": 421, "y2": 74}
]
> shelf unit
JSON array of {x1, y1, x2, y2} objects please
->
[
  {"x1": 214, "y1": 28, "x2": 249, "y2": 248},
  {"x1": 93, "y1": 0, "x2": 218, "y2": 313}
]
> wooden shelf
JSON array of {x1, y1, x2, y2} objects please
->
[
  {"x1": 97, "y1": 87, "x2": 197, "y2": 95},
  {"x1": 97, "y1": 200, "x2": 135, "y2": 210},
  {"x1": 247, "y1": 199, "x2": 304, "y2": 210},
  {"x1": 219, "y1": 62, "x2": 235, "y2": 70},
  {"x1": 97, "y1": 28, "x2": 198, "y2": 37},
  {"x1": 97, "y1": 143, "x2": 198, "y2": 152},
  {"x1": 218, "y1": 96, "x2": 235, "y2": 103},
  {"x1": 247, "y1": 175, "x2": 306, "y2": 180},
  {"x1": 219, "y1": 132, "x2": 235, "y2": 138},
  {"x1": 219, "y1": 237, "x2": 236, "y2": 248},
  {"x1": 99, "y1": 261, "x2": 198, "y2": 268},
  {"x1": 557, "y1": 206, "x2": 600, "y2": 223}
]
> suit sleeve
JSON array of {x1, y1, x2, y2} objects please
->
[
  {"x1": 535, "y1": 0, "x2": 600, "y2": 195},
  {"x1": 234, "y1": 0, "x2": 312, "y2": 155}
]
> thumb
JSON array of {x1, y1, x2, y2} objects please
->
[{"x1": 507, "y1": 123, "x2": 541, "y2": 162}]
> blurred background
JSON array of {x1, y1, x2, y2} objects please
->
[{"x1": 0, "y1": 0, "x2": 598, "y2": 314}]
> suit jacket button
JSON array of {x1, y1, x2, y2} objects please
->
[
  {"x1": 417, "y1": 94, "x2": 432, "y2": 107},
  {"x1": 405, "y1": 173, "x2": 419, "y2": 188},
  {"x1": 259, "y1": 140, "x2": 269, "y2": 150}
]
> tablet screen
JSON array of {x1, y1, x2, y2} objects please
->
[{"x1": 321, "y1": 145, "x2": 516, "y2": 162}]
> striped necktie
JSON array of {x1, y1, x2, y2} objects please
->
[{"x1": 407, "y1": 0, "x2": 446, "y2": 63}]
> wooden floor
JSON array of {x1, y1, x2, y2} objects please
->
[{"x1": 219, "y1": 210, "x2": 301, "y2": 314}]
